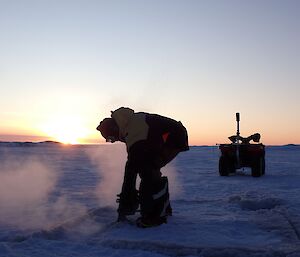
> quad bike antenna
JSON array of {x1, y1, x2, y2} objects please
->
[
  {"x1": 236, "y1": 112, "x2": 240, "y2": 139},
  {"x1": 236, "y1": 112, "x2": 240, "y2": 168}
]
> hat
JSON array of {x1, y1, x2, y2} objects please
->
[{"x1": 96, "y1": 118, "x2": 119, "y2": 142}]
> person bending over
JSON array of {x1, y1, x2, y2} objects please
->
[{"x1": 97, "y1": 107, "x2": 189, "y2": 228}]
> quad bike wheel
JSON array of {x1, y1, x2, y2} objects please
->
[
  {"x1": 219, "y1": 156, "x2": 235, "y2": 176},
  {"x1": 251, "y1": 157, "x2": 265, "y2": 177}
]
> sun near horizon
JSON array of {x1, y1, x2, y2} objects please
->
[{"x1": 38, "y1": 116, "x2": 93, "y2": 144}]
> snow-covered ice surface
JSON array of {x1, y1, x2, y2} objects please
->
[{"x1": 0, "y1": 144, "x2": 300, "y2": 257}]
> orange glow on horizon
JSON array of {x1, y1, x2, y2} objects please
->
[
  {"x1": 0, "y1": 133, "x2": 298, "y2": 146},
  {"x1": 1, "y1": 125, "x2": 299, "y2": 146}
]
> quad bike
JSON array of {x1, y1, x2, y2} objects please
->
[{"x1": 219, "y1": 113, "x2": 265, "y2": 177}]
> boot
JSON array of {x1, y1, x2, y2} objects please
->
[{"x1": 136, "y1": 215, "x2": 167, "y2": 228}]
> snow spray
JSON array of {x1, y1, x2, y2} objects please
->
[{"x1": 0, "y1": 149, "x2": 87, "y2": 231}]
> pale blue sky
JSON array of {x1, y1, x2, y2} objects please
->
[{"x1": 0, "y1": 0, "x2": 299, "y2": 144}]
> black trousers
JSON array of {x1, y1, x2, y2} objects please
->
[{"x1": 120, "y1": 141, "x2": 176, "y2": 217}]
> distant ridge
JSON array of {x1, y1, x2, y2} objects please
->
[
  {"x1": 267, "y1": 144, "x2": 300, "y2": 147},
  {"x1": 0, "y1": 141, "x2": 62, "y2": 147}
]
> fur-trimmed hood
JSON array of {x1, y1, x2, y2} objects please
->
[
  {"x1": 111, "y1": 107, "x2": 148, "y2": 150},
  {"x1": 111, "y1": 107, "x2": 134, "y2": 138}
]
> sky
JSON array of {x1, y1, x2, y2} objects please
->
[{"x1": 0, "y1": 0, "x2": 299, "y2": 145}]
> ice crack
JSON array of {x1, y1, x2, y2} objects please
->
[{"x1": 277, "y1": 211, "x2": 300, "y2": 241}]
